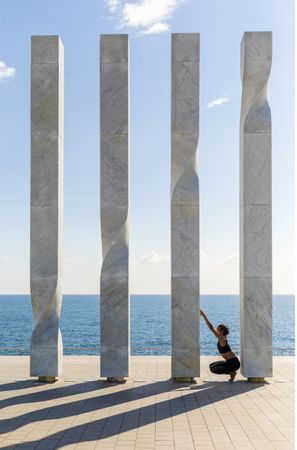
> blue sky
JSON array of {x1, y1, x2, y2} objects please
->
[{"x1": 0, "y1": 0, "x2": 294, "y2": 294}]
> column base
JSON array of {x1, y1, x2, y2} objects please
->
[
  {"x1": 38, "y1": 376, "x2": 58, "y2": 383},
  {"x1": 173, "y1": 377, "x2": 196, "y2": 383},
  {"x1": 247, "y1": 377, "x2": 265, "y2": 383},
  {"x1": 106, "y1": 377, "x2": 126, "y2": 383}
]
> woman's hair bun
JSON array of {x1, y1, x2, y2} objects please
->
[{"x1": 218, "y1": 324, "x2": 229, "y2": 336}]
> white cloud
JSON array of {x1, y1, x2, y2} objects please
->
[
  {"x1": 142, "y1": 22, "x2": 169, "y2": 34},
  {"x1": 122, "y1": 0, "x2": 183, "y2": 28},
  {"x1": 207, "y1": 96, "x2": 230, "y2": 109},
  {"x1": 200, "y1": 251, "x2": 209, "y2": 264},
  {"x1": 106, "y1": 0, "x2": 184, "y2": 34},
  {"x1": 273, "y1": 257, "x2": 290, "y2": 266},
  {"x1": 0, "y1": 60, "x2": 16, "y2": 82},
  {"x1": 138, "y1": 251, "x2": 170, "y2": 264},
  {"x1": 218, "y1": 253, "x2": 239, "y2": 265},
  {"x1": 134, "y1": 250, "x2": 208, "y2": 265},
  {"x1": 217, "y1": 254, "x2": 292, "y2": 267},
  {"x1": 106, "y1": 0, "x2": 121, "y2": 13}
]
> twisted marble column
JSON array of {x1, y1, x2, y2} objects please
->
[
  {"x1": 240, "y1": 32, "x2": 272, "y2": 380},
  {"x1": 30, "y1": 36, "x2": 64, "y2": 381},
  {"x1": 100, "y1": 35, "x2": 129, "y2": 381},
  {"x1": 171, "y1": 33, "x2": 200, "y2": 380}
]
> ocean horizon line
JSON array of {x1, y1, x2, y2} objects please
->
[
  {"x1": 0, "y1": 295, "x2": 294, "y2": 356},
  {"x1": 0, "y1": 293, "x2": 294, "y2": 297}
]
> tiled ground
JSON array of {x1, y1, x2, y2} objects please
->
[{"x1": 0, "y1": 356, "x2": 294, "y2": 449}]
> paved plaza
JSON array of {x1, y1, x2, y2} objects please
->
[{"x1": 0, "y1": 356, "x2": 294, "y2": 449}]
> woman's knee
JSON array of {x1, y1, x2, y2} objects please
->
[
  {"x1": 209, "y1": 362, "x2": 218, "y2": 372},
  {"x1": 209, "y1": 364, "x2": 215, "y2": 373},
  {"x1": 209, "y1": 363, "x2": 223, "y2": 374},
  {"x1": 210, "y1": 362, "x2": 229, "y2": 374},
  {"x1": 210, "y1": 365, "x2": 220, "y2": 374}
]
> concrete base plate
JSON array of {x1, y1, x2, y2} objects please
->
[
  {"x1": 173, "y1": 377, "x2": 196, "y2": 383},
  {"x1": 106, "y1": 377, "x2": 126, "y2": 383},
  {"x1": 38, "y1": 376, "x2": 58, "y2": 383}
]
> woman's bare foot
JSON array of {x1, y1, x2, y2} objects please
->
[{"x1": 229, "y1": 371, "x2": 236, "y2": 382}]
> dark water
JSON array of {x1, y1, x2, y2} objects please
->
[{"x1": 0, "y1": 295, "x2": 294, "y2": 356}]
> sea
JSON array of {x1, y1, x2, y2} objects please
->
[{"x1": 0, "y1": 295, "x2": 294, "y2": 356}]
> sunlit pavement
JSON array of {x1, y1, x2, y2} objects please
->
[{"x1": 0, "y1": 356, "x2": 294, "y2": 449}]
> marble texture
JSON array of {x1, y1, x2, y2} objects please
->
[
  {"x1": 171, "y1": 205, "x2": 199, "y2": 277},
  {"x1": 30, "y1": 36, "x2": 64, "y2": 378},
  {"x1": 100, "y1": 277, "x2": 129, "y2": 377},
  {"x1": 171, "y1": 34, "x2": 200, "y2": 379},
  {"x1": 171, "y1": 62, "x2": 199, "y2": 135},
  {"x1": 240, "y1": 133, "x2": 271, "y2": 205},
  {"x1": 240, "y1": 32, "x2": 272, "y2": 378},
  {"x1": 100, "y1": 35, "x2": 129, "y2": 379},
  {"x1": 240, "y1": 205, "x2": 272, "y2": 277}
]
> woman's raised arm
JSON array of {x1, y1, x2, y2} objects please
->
[{"x1": 200, "y1": 309, "x2": 220, "y2": 338}]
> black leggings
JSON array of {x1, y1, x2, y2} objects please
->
[{"x1": 209, "y1": 357, "x2": 240, "y2": 375}]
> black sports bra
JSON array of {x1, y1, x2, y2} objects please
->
[{"x1": 217, "y1": 339, "x2": 231, "y2": 354}]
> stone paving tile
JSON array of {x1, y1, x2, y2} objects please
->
[
  {"x1": 0, "y1": 356, "x2": 294, "y2": 450},
  {"x1": 36, "y1": 439, "x2": 61, "y2": 449},
  {"x1": 271, "y1": 443, "x2": 294, "y2": 450}
]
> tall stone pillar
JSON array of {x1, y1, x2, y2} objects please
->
[
  {"x1": 240, "y1": 32, "x2": 272, "y2": 380},
  {"x1": 100, "y1": 35, "x2": 129, "y2": 381},
  {"x1": 171, "y1": 33, "x2": 200, "y2": 381},
  {"x1": 30, "y1": 36, "x2": 64, "y2": 381}
]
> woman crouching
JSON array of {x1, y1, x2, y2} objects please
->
[{"x1": 200, "y1": 308, "x2": 240, "y2": 382}]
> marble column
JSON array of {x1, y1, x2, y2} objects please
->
[
  {"x1": 240, "y1": 32, "x2": 272, "y2": 380},
  {"x1": 30, "y1": 36, "x2": 64, "y2": 381},
  {"x1": 100, "y1": 35, "x2": 129, "y2": 381},
  {"x1": 171, "y1": 33, "x2": 200, "y2": 380}
]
